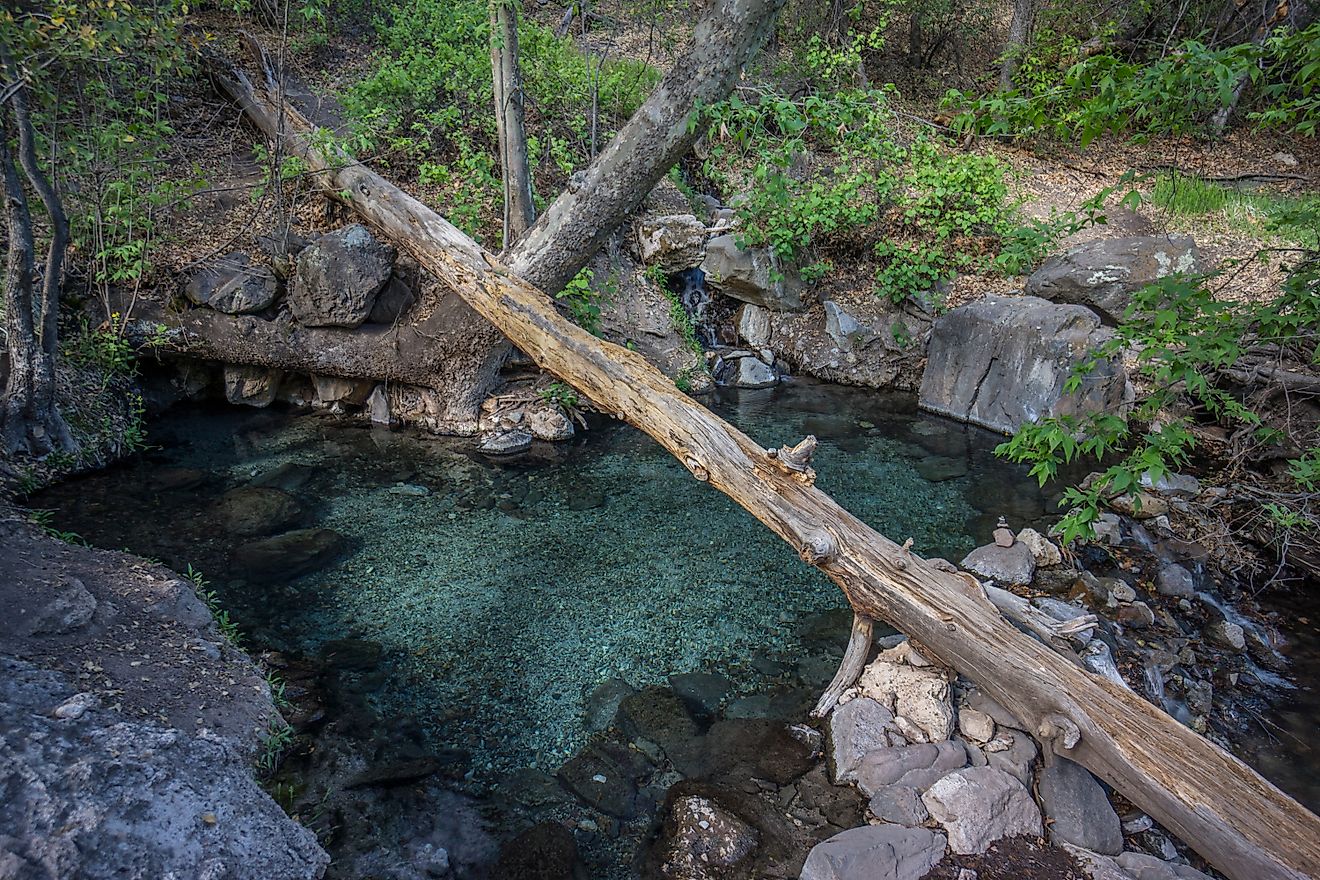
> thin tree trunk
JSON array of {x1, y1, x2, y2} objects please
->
[
  {"x1": 8, "y1": 50, "x2": 75, "y2": 454},
  {"x1": 0, "y1": 117, "x2": 40, "y2": 455},
  {"x1": 490, "y1": 0, "x2": 536, "y2": 248},
  {"x1": 181, "y1": 0, "x2": 786, "y2": 426},
  {"x1": 999, "y1": 0, "x2": 1035, "y2": 88},
  {"x1": 1209, "y1": 0, "x2": 1297, "y2": 135},
  {"x1": 211, "y1": 39, "x2": 1320, "y2": 880},
  {"x1": 0, "y1": 46, "x2": 75, "y2": 457}
]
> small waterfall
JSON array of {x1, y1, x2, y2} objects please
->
[{"x1": 671, "y1": 268, "x2": 718, "y2": 348}]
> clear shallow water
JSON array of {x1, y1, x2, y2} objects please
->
[{"x1": 39, "y1": 381, "x2": 1053, "y2": 775}]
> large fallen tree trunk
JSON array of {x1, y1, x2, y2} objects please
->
[
  {"x1": 199, "y1": 36, "x2": 1320, "y2": 880},
  {"x1": 163, "y1": 0, "x2": 786, "y2": 427}
]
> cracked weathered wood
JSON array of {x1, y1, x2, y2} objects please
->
[{"x1": 204, "y1": 35, "x2": 1320, "y2": 880}]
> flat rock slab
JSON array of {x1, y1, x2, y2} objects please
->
[
  {"x1": 921, "y1": 766, "x2": 1042, "y2": 854},
  {"x1": 960, "y1": 541, "x2": 1036, "y2": 585},
  {"x1": 918, "y1": 294, "x2": 1127, "y2": 436},
  {"x1": 185, "y1": 251, "x2": 279, "y2": 314},
  {"x1": 830, "y1": 696, "x2": 899, "y2": 781},
  {"x1": 800, "y1": 824, "x2": 946, "y2": 880},
  {"x1": 853, "y1": 740, "x2": 967, "y2": 796}
]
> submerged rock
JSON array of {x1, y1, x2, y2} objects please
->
[
  {"x1": 216, "y1": 486, "x2": 303, "y2": 537},
  {"x1": 490, "y1": 822, "x2": 585, "y2": 880},
  {"x1": 232, "y1": 528, "x2": 346, "y2": 582}
]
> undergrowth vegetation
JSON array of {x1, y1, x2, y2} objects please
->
[{"x1": 343, "y1": 0, "x2": 660, "y2": 241}]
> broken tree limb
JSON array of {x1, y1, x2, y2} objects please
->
[
  {"x1": 208, "y1": 37, "x2": 1320, "y2": 880},
  {"x1": 811, "y1": 613, "x2": 874, "y2": 718},
  {"x1": 168, "y1": 0, "x2": 788, "y2": 423}
]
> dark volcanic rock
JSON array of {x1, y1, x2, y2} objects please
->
[
  {"x1": 184, "y1": 251, "x2": 279, "y2": 315},
  {"x1": 216, "y1": 487, "x2": 304, "y2": 537},
  {"x1": 290, "y1": 223, "x2": 395, "y2": 328},
  {"x1": 490, "y1": 822, "x2": 587, "y2": 880}
]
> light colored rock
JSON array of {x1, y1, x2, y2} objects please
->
[
  {"x1": 717, "y1": 355, "x2": 778, "y2": 389},
  {"x1": 1139, "y1": 471, "x2": 1200, "y2": 498},
  {"x1": 1205, "y1": 620, "x2": 1246, "y2": 652},
  {"x1": 829, "y1": 697, "x2": 898, "y2": 781},
  {"x1": 918, "y1": 295, "x2": 1127, "y2": 436},
  {"x1": 852, "y1": 741, "x2": 967, "y2": 796},
  {"x1": 53, "y1": 692, "x2": 98, "y2": 720},
  {"x1": 1062, "y1": 844, "x2": 1141, "y2": 880},
  {"x1": 856, "y1": 648, "x2": 954, "y2": 743},
  {"x1": 1036, "y1": 758, "x2": 1122, "y2": 854},
  {"x1": 737, "y1": 304, "x2": 771, "y2": 347},
  {"x1": 957, "y1": 708, "x2": 995, "y2": 743},
  {"x1": 634, "y1": 214, "x2": 708, "y2": 273},
  {"x1": 701, "y1": 233, "x2": 808, "y2": 311},
  {"x1": 1116, "y1": 851, "x2": 1214, "y2": 880},
  {"x1": 1108, "y1": 491, "x2": 1169, "y2": 519},
  {"x1": 528, "y1": 406, "x2": 575, "y2": 441},
  {"x1": 800, "y1": 824, "x2": 946, "y2": 880},
  {"x1": 1016, "y1": 528, "x2": 1063, "y2": 567},
  {"x1": 223, "y1": 365, "x2": 283, "y2": 408},
  {"x1": 311, "y1": 375, "x2": 374, "y2": 408},
  {"x1": 983, "y1": 729, "x2": 1038, "y2": 787},
  {"x1": 366, "y1": 385, "x2": 391, "y2": 425},
  {"x1": 921, "y1": 766, "x2": 1042, "y2": 854},
  {"x1": 1092, "y1": 513, "x2": 1123, "y2": 545},
  {"x1": 1273, "y1": 151, "x2": 1299, "y2": 168},
  {"x1": 824, "y1": 300, "x2": 877, "y2": 351},
  {"x1": 960, "y1": 542, "x2": 1036, "y2": 585},
  {"x1": 1026, "y1": 235, "x2": 1203, "y2": 324}
]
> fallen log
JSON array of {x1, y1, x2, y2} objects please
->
[
  {"x1": 163, "y1": 0, "x2": 787, "y2": 423},
  {"x1": 203, "y1": 36, "x2": 1320, "y2": 880}
]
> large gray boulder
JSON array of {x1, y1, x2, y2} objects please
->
[
  {"x1": 960, "y1": 541, "x2": 1036, "y2": 585},
  {"x1": 800, "y1": 825, "x2": 946, "y2": 880},
  {"x1": 918, "y1": 295, "x2": 1127, "y2": 435},
  {"x1": 921, "y1": 766, "x2": 1042, "y2": 854},
  {"x1": 701, "y1": 234, "x2": 808, "y2": 311},
  {"x1": 829, "y1": 697, "x2": 901, "y2": 780},
  {"x1": 290, "y1": 223, "x2": 395, "y2": 328},
  {"x1": 1026, "y1": 235, "x2": 1203, "y2": 324},
  {"x1": 852, "y1": 740, "x2": 966, "y2": 796},
  {"x1": 184, "y1": 251, "x2": 279, "y2": 314},
  {"x1": 769, "y1": 294, "x2": 932, "y2": 391},
  {"x1": 1036, "y1": 757, "x2": 1123, "y2": 855}
]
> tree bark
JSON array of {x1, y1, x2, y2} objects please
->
[
  {"x1": 179, "y1": 0, "x2": 786, "y2": 428},
  {"x1": 490, "y1": 0, "x2": 536, "y2": 248},
  {"x1": 197, "y1": 38, "x2": 1320, "y2": 880},
  {"x1": 999, "y1": 0, "x2": 1035, "y2": 88},
  {"x1": 0, "y1": 116, "x2": 40, "y2": 455},
  {"x1": 0, "y1": 48, "x2": 75, "y2": 457}
]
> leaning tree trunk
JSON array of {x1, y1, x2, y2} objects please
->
[
  {"x1": 0, "y1": 48, "x2": 76, "y2": 458},
  {"x1": 177, "y1": 0, "x2": 786, "y2": 429},
  {"x1": 490, "y1": 0, "x2": 536, "y2": 248},
  {"x1": 0, "y1": 117, "x2": 41, "y2": 456},
  {"x1": 999, "y1": 0, "x2": 1035, "y2": 88},
  {"x1": 194, "y1": 35, "x2": 1320, "y2": 880}
]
